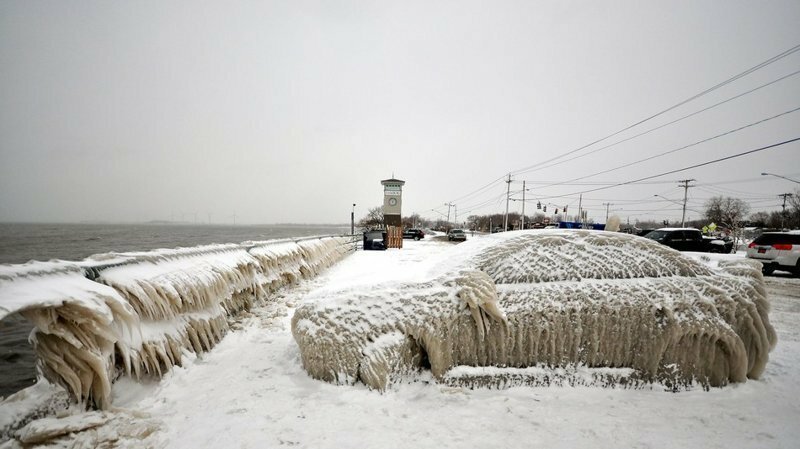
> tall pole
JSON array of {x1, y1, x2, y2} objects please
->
[
  {"x1": 503, "y1": 174, "x2": 511, "y2": 231},
  {"x1": 444, "y1": 203, "x2": 453, "y2": 229},
  {"x1": 678, "y1": 179, "x2": 695, "y2": 227},
  {"x1": 603, "y1": 202, "x2": 612, "y2": 222},
  {"x1": 779, "y1": 193, "x2": 793, "y2": 230},
  {"x1": 521, "y1": 180, "x2": 526, "y2": 230},
  {"x1": 351, "y1": 203, "x2": 356, "y2": 235},
  {"x1": 577, "y1": 194, "x2": 583, "y2": 228}
]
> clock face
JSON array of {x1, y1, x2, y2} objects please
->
[{"x1": 388, "y1": 197, "x2": 398, "y2": 206}]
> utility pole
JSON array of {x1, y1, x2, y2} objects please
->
[
  {"x1": 603, "y1": 202, "x2": 612, "y2": 222},
  {"x1": 779, "y1": 193, "x2": 793, "y2": 230},
  {"x1": 503, "y1": 174, "x2": 511, "y2": 231},
  {"x1": 444, "y1": 203, "x2": 453, "y2": 230},
  {"x1": 577, "y1": 194, "x2": 583, "y2": 228},
  {"x1": 678, "y1": 179, "x2": 695, "y2": 227},
  {"x1": 521, "y1": 180, "x2": 526, "y2": 230}
]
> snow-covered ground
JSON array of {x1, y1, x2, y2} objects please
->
[{"x1": 3, "y1": 236, "x2": 800, "y2": 448}]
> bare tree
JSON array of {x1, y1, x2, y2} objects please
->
[
  {"x1": 748, "y1": 211, "x2": 770, "y2": 228},
  {"x1": 704, "y1": 196, "x2": 750, "y2": 247},
  {"x1": 358, "y1": 206, "x2": 384, "y2": 231},
  {"x1": 786, "y1": 189, "x2": 800, "y2": 229},
  {"x1": 402, "y1": 213, "x2": 427, "y2": 229}
]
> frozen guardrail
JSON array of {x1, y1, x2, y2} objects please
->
[{"x1": 0, "y1": 234, "x2": 357, "y2": 409}]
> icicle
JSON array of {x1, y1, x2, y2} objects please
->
[{"x1": 1, "y1": 236, "x2": 355, "y2": 409}]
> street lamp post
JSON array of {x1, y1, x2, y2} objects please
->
[
  {"x1": 762, "y1": 172, "x2": 800, "y2": 184},
  {"x1": 351, "y1": 203, "x2": 356, "y2": 235}
]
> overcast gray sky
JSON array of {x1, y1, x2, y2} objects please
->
[{"x1": 1, "y1": 0, "x2": 799, "y2": 225}]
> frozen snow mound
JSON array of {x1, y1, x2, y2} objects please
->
[
  {"x1": 0, "y1": 236, "x2": 353, "y2": 409},
  {"x1": 292, "y1": 230, "x2": 777, "y2": 390}
]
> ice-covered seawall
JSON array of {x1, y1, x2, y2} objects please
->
[{"x1": 0, "y1": 236, "x2": 354, "y2": 409}]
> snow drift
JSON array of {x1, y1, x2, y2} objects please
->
[
  {"x1": 0, "y1": 236, "x2": 353, "y2": 409},
  {"x1": 292, "y1": 231, "x2": 777, "y2": 390}
]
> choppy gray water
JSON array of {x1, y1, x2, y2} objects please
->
[{"x1": 0, "y1": 222, "x2": 348, "y2": 398}]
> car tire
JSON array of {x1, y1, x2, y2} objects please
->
[
  {"x1": 414, "y1": 236, "x2": 420, "y2": 241},
  {"x1": 762, "y1": 265, "x2": 775, "y2": 276}
]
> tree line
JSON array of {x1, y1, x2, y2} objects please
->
[{"x1": 356, "y1": 189, "x2": 800, "y2": 234}]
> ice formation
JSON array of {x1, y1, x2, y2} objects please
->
[
  {"x1": 292, "y1": 230, "x2": 777, "y2": 390},
  {"x1": 0, "y1": 236, "x2": 353, "y2": 409}
]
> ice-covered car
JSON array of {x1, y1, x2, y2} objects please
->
[
  {"x1": 746, "y1": 231, "x2": 800, "y2": 275},
  {"x1": 402, "y1": 228, "x2": 425, "y2": 240},
  {"x1": 292, "y1": 230, "x2": 776, "y2": 391},
  {"x1": 447, "y1": 229, "x2": 467, "y2": 241}
]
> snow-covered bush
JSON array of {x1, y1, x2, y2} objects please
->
[
  {"x1": 0, "y1": 237, "x2": 353, "y2": 409},
  {"x1": 292, "y1": 231, "x2": 776, "y2": 390}
]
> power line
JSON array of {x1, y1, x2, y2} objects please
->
[
  {"x1": 433, "y1": 44, "x2": 800, "y2": 218},
  {"x1": 562, "y1": 137, "x2": 800, "y2": 197},
  {"x1": 519, "y1": 179, "x2": 677, "y2": 186},
  {"x1": 513, "y1": 68, "x2": 800, "y2": 177},
  {"x1": 509, "y1": 43, "x2": 800, "y2": 176},
  {"x1": 529, "y1": 106, "x2": 800, "y2": 190}
]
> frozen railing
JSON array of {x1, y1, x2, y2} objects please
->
[{"x1": 0, "y1": 235, "x2": 357, "y2": 409}]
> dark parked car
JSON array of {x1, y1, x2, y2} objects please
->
[
  {"x1": 643, "y1": 228, "x2": 733, "y2": 253},
  {"x1": 362, "y1": 230, "x2": 387, "y2": 251},
  {"x1": 746, "y1": 231, "x2": 800, "y2": 275},
  {"x1": 402, "y1": 228, "x2": 425, "y2": 240}
]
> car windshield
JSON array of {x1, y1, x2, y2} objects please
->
[{"x1": 644, "y1": 230, "x2": 669, "y2": 240}]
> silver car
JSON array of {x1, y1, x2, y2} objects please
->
[
  {"x1": 447, "y1": 229, "x2": 467, "y2": 242},
  {"x1": 746, "y1": 231, "x2": 800, "y2": 275}
]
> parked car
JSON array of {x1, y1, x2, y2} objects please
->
[
  {"x1": 402, "y1": 228, "x2": 425, "y2": 240},
  {"x1": 643, "y1": 228, "x2": 733, "y2": 253},
  {"x1": 447, "y1": 229, "x2": 467, "y2": 242},
  {"x1": 746, "y1": 231, "x2": 800, "y2": 275}
]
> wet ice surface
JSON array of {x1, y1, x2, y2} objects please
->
[{"x1": 4, "y1": 235, "x2": 800, "y2": 448}]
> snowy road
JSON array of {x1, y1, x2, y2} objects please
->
[{"x1": 104, "y1": 239, "x2": 800, "y2": 449}]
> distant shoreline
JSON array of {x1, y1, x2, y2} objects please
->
[{"x1": 0, "y1": 221, "x2": 350, "y2": 227}]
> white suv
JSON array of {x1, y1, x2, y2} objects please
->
[{"x1": 746, "y1": 231, "x2": 800, "y2": 276}]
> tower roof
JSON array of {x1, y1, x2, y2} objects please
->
[{"x1": 381, "y1": 178, "x2": 405, "y2": 186}]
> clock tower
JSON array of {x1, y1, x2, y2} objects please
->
[{"x1": 381, "y1": 177, "x2": 405, "y2": 227}]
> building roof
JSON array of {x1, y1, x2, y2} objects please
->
[{"x1": 380, "y1": 178, "x2": 405, "y2": 186}]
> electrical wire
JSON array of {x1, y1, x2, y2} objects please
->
[
  {"x1": 509, "y1": 43, "x2": 800, "y2": 176},
  {"x1": 529, "y1": 106, "x2": 800, "y2": 190},
  {"x1": 561, "y1": 137, "x2": 800, "y2": 197},
  {"x1": 513, "y1": 68, "x2": 800, "y2": 176}
]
